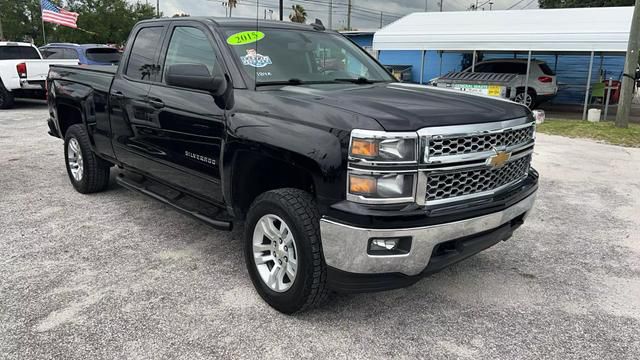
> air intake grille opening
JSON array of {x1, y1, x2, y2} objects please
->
[
  {"x1": 428, "y1": 126, "x2": 534, "y2": 158},
  {"x1": 425, "y1": 155, "x2": 531, "y2": 202}
]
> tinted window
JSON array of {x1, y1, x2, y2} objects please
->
[
  {"x1": 42, "y1": 48, "x2": 79, "y2": 60},
  {"x1": 487, "y1": 62, "x2": 528, "y2": 75},
  {"x1": 86, "y1": 48, "x2": 121, "y2": 63},
  {"x1": 41, "y1": 48, "x2": 63, "y2": 59},
  {"x1": 0, "y1": 46, "x2": 41, "y2": 60},
  {"x1": 539, "y1": 63, "x2": 555, "y2": 76},
  {"x1": 63, "y1": 48, "x2": 79, "y2": 59},
  {"x1": 474, "y1": 63, "x2": 494, "y2": 73},
  {"x1": 126, "y1": 26, "x2": 164, "y2": 81},
  {"x1": 163, "y1": 27, "x2": 219, "y2": 78}
]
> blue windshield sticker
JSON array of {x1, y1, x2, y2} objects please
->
[{"x1": 241, "y1": 49, "x2": 272, "y2": 68}]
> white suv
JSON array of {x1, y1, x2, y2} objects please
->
[{"x1": 465, "y1": 59, "x2": 558, "y2": 108}]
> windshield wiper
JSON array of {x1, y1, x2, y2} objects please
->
[
  {"x1": 256, "y1": 78, "x2": 306, "y2": 86},
  {"x1": 333, "y1": 77, "x2": 381, "y2": 84}
]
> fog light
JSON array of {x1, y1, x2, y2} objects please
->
[
  {"x1": 371, "y1": 239, "x2": 398, "y2": 251},
  {"x1": 368, "y1": 236, "x2": 412, "y2": 255}
]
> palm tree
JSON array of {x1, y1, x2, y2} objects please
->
[
  {"x1": 228, "y1": 0, "x2": 237, "y2": 17},
  {"x1": 289, "y1": 4, "x2": 307, "y2": 23}
]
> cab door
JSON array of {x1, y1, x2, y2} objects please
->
[
  {"x1": 144, "y1": 22, "x2": 227, "y2": 203},
  {"x1": 109, "y1": 24, "x2": 167, "y2": 174}
]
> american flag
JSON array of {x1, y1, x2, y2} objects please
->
[{"x1": 41, "y1": 0, "x2": 79, "y2": 29}]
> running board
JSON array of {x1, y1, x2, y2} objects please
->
[{"x1": 116, "y1": 173, "x2": 233, "y2": 231}]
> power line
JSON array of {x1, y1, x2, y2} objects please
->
[
  {"x1": 295, "y1": 0, "x2": 407, "y2": 17},
  {"x1": 232, "y1": 0, "x2": 405, "y2": 21},
  {"x1": 506, "y1": 0, "x2": 527, "y2": 10}
]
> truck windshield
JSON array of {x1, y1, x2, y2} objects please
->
[{"x1": 223, "y1": 28, "x2": 393, "y2": 85}]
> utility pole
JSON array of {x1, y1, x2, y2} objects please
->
[
  {"x1": 380, "y1": 11, "x2": 383, "y2": 28},
  {"x1": 156, "y1": 0, "x2": 159, "y2": 17},
  {"x1": 616, "y1": 0, "x2": 640, "y2": 128},
  {"x1": 425, "y1": 0, "x2": 428, "y2": 11},
  {"x1": 347, "y1": 0, "x2": 352, "y2": 30},
  {"x1": 328, "y1": 0, "x2": 333, "y2": 30},
  {"x1": 440, "y1": 1, "x2": 444, "y2": 12},
  {"x1": 279, "y1": 0, "x2": 283, "y2": 21}
]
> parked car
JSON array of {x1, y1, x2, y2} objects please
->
[
  {"x1": 40, "y1": 43, "x2": 122, "y2": 65},
  {"x1": 463, "y1": 59, "x2": 558, "y2": 108},
  {"x1": 46, "y1": 18, "x2": 538, "y2": 313},
  {"x1": 0, "y1": 41, "x2": 77, "y2": 109}
]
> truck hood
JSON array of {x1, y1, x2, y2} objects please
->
[{"x1": 275, "y1": 82, "x2": 530, "y2": 131}]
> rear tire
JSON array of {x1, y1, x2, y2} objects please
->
[
  {"x1": 0, "y1": 81, "x2": 15, "y2": 109},
  {"x1": 515, "y1": 89, "x2": 537, "y2": 109},
  {"x1": 244, "y1": 188, "x2": 330, "y2": 313},
  {"x1": 64, "y1": 124, "x2": 111, "y2": 193}
]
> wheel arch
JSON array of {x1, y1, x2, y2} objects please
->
[
  {"x1": 227, "y1": 148, "x2": 321, "y2": 220},
  {"x1": 56, "y1": 101, "x2": 85, "y2": 137},
  {"x1": 515, "y1": 86, "x2": 538, "y2": 96}
]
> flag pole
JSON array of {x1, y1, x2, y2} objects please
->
[{"x1": 40, "y1": 2, "x2": 47, "y2": 44}]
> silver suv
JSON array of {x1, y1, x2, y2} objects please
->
[{"x1": 465, "y1": 59, "x2": 558, "y2": 108}]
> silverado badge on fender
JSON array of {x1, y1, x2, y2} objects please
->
[{"x1": 486, "y1": 149, "x2": 512, "y2": 168}]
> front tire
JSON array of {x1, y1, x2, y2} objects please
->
[
  {"x1": 244, "y1": 188, "x2": 330, "y2": 313},
  {"x1": 64, "y1": 124, "x2": 110, "y2": 193}
]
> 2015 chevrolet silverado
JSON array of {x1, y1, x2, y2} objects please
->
[{"x1": 47, "y1": 17, "x2": 538, "y2": 313}]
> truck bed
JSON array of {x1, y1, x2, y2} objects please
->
[{"x1": 49, "y1": 64, "x2": 116, "y2": 94}]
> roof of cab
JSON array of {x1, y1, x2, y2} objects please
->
[
  {"x1": 137, "y1": 16, "x2": 330, "y2": 31},
  {"x1": 0, "y1": 42, "x2": 36, "y2": 47},
  {"x1": 41, "y1": 43, "x2": 114, "y2": 49}
]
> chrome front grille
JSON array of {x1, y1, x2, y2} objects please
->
[
  {"x1": 425, "y1": 155, "x2": 531, "y2": 202},
  {"x1": 428, "y1": 125, "x2": 534, "y2": 157},
  {"x1": 416, "y1": 118, "x2": 535, "y2": 206}
]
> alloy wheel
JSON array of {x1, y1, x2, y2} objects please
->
[
  {"x1": 67, "y1": 138, "x2": 84, "y2": 182},
  {"x1": 252, "y1": 214, "x2": 298, "y2": 292},
  {"x1": 515, "y1": 92, "x2": 533, "y2": 108}
]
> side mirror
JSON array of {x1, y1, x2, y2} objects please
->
[{"x1": 166, "y1": 63, "x2": 227, "y2": 96}]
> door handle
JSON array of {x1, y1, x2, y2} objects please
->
[
  {"x1": 149, "y1": 98, "x2": 165, "y2": 109},
  {"x1": 112, "y1": 91, "x2": 125, "y2": 99}
]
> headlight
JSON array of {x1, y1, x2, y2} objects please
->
[
  {"x1": 349, "y1": 130, "x2": 417, "y2": 163},
  {"x1": 347, "y1": 172, "x2": 415, "y2": 203}
]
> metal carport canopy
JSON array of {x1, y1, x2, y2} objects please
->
[{"x1": 372, "y1": 7, "x2": 633, "y2": 52}]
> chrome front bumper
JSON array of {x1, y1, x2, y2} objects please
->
[{"x1": 320, "y1": 192, "x2": 536, "y2": 276}]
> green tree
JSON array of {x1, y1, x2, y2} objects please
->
[
  {"x1": 539, "y1": 0, "x2": 634, "y2": 8},
  {"x1": 0, "y1": 0, "x2": 156, "y2": 45},
  {"x1": 289, "y1": 4, "x2": 307, "y2": 23}
]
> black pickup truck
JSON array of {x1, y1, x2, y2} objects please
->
[{"x1": 47, "y1": 17, "x2": 538, "y2": 313}]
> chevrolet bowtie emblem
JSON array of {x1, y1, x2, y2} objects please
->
[{"x1": 486, "y1": 149, "x2": 511, "y2": 168}]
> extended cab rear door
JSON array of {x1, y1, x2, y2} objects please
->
[
  {"x1": 143, "y1": 21, "x2": 227, "y2": 204},
  {"x1": 109, "y1": 24, "x2": 167, "y2": 174}
]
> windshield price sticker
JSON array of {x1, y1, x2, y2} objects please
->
[{"x1": 227, "y1": 31, "x2": 265, "y2": 45}]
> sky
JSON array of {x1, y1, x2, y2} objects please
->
[{"x1": 133, "y1": 0, "x2": 539, "y2": 30}]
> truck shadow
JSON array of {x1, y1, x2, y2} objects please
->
[
  {"x1": 9, "y1": 99, "x2": 48, "y2": 110},
  {"x1": 104, "y1": 173, "x2": 539, "y2": 321}
]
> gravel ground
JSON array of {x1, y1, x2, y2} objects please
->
[{"x1": 1, "y1": 100, "x2": 639, "y2": 360}]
